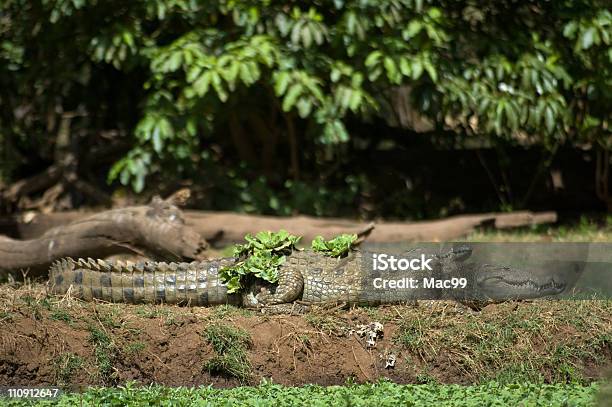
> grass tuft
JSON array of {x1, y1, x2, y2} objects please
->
[
  {"x1": 50, "y1": 308, "x2": 72, "y2": 324},
  {"x1": 88, "y1": 325, "x2": 118, "y2": 384},
  {"x1": 52, "y1": 353, "x2": 83, "y2": 385},
  {"x1": 304, "y1": 313, "x2": 347, "y2": 336},
  {"x1": 202, "y1": 322, "x2": 252, "y2": 384}
]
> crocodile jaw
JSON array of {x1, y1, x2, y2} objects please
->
[{"x1": 476, "y1": 265, "x2": 566, "y2": 300}]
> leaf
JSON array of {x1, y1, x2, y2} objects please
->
[
  {"x1": 311, "y1": 236, "x2": 327, "y2": 251},
  {"x1": 296, "y1": 97, "x2": 313, "y2": 118},
  {"x1": 563, "y1": 21, "x2": 577, "y2": 38},
  {"x1": 331, "y1": 68, "x2": 341, "y2": 83},
  {"x1": 368, "y1": 67, "x2": 382, "y2": 81},
  {"x1": 424, "y1": 60, "x2": 438, "y2": 82},
  {"x1": 152, "y1": 125, "x2": 162, "y2": 153},
  {"x1": 225, "y1": 276, "x2": 242, "y2": 294},
  {"x1": 239, "y1": 63, "x2": 254, "y2": 84},
  {"x1": 132, "y1": 173, "x2": 145, "y2": 193},
  {"x1": 165, "y1": 51, "x2": 182, "y2": 72},
  {"x1": 274, "y1": 71, "x2": 291, "y2": 95},
  {"x1": 351, "y1": 72, "x2": 363, "y2": 87},
  {"x1": 399, "y1": 58, "x2": 412, "y2": 76},
  {"x1": 291, "y1": 20, "x2": 304, "y2": 45},
  {"x1": 245, "y1": 61, "x2": 261, "y2": 84},
  {"x1": 383, "y1": 57, "x2": 398, "y2": 83},
  {"x1": 505, "y1": 103, "x2": 519, "y2": 130},
  {"x1": 193, "y1": 72, "x2": 211, "y2": 96},
  {"x1": 302, "y1": 24, "x2": 312, "y2": 48},
  {"x1": 411, "y1": 59, "x2": 423, "y2": 79},
  {"x1": 581, "y1": 27, "x2": 596, "y2": 49},
  {"x1": 275, "y1": 13, "x2": 290, "y2": 36},
  {"x1": 478, "y1": 98, "x2": 490, "y2": 114},
  {"x1": 282, "y1": 83, "x2": 303, "y2": 111},
  {"x1": 428, "y1": 7, "x2": 442, "y2": 20},
  {"x1": 403, "y1": 20, "x2": 422, "y2": 40},
  {"x1": 211, "y1": 71, "x2": 228, "y2": 102},
  {"x1": 414, "y1": 0, "x2": 423, "y2": 12},
  {"x1": 224, "y1": 62, "x2": 239, "y2": 84},
  {"x1": 348, "y1": 90, "x2": 362, "y2": 112},
  {"x1": 313, "y1": 24, "x2": 324, "y2": 45},
  {"x1": 544, "y1": 106, "x2": 555, "y2": 133},
  {"x1": 186, "y1": 66, "x2": 202, "y2": 83},
  {"x1": 311, "y1": 234, "x2": 357, "y2": 257},
  {"x1": 365, "y1": 51, "x2": 382, "y2": 68},
  {"x1": 338, "y1": 87, "x2": 351, "y2": 110}
]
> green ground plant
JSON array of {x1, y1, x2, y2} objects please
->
[
  {"x1": 393, "y1": 300, "x2": 611, "y2": 384},
  {"x1": 0, "y1": 380, "x2": 602, "y2": 406},
  {"x1": 87, "y1": 325, "x2": 118, "y2": 384},
  {"x1": 52, "y1": 353, "x2": 84, "y2": 386},
  {"x1": 202, "y1": 322, "x2": 253, "y2": 384},
  {"x1": 50, "y1": 309, "x2": 72, "y2": 324},
  {"x1": 124, "y1": 342, "x2": 146, "y2": 356},
  {"x1": 209, "y1": 304, "x2": 254, "y2": 320}
]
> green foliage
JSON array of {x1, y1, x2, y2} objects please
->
[
  {"x1": 311, "y1": 234, "x2": 357, "y2": 257},
  {"x1": 219, "y1": 230, "x2": 300, "y2": 293},
  {"x1": 220, "y1": 230, "x2": 360, "y2": 293},
  {"x1": 234, "y1": 230, "x2": 302, "y2": 256},
  {"x1": 0, "y1": 381, "x2": 600, "y2": 406},
  {"x1": 50, "y1": 308, "x2": 72, "y2": 324},
  {"x1": 87, "y1": 325, "x2": 117, "y2": 384},
  {"x1": 52, "y1": 353, "x2": 83, "y2": 385},
  {"x1": 124, "y1": 342, "x2": 146, "y2": 355},
  {"x1": 202, "y1": 322, "x2": 252, "y2": 384},
  {"x1": 1, "y1": 0, "x2": 610, "y2": 209}
]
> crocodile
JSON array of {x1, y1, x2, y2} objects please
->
[{"x1": 49, "y1": 247, "x2": 567, "y2": 311}]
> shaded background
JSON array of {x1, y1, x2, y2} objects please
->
[{"x1": 0, "y1": 0, "x2": 610, "y2": 220}]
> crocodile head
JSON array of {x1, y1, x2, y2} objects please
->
[{"x1": 474, "y1": 264, "x2": 566, "y2": 300}]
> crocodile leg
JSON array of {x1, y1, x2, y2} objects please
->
[{"x1": 256, "y1": 266, "x2": 304, "y2": 305}]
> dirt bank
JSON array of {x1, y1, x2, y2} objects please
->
[{"x1": 0, "y1": 284, "x2": 609, "y2": 388}]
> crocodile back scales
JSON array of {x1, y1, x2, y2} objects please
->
[
  {"x1": 288, "y1": 250, "x2": 441, "y2": 305},
  {"x1": 50, "y1": 249, "x2": 449, "y2": 306},
  {"x1": 50, "y1": 258, "x2": 239, "y2": 305}
]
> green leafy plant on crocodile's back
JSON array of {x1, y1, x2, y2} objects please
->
[
  {"x1": 219, "y1": 231, "x2": 357, "y2": 293},
  {"x1": 311, "y1": 234, "x2": 357, "y2": 257},
  {"x1": 219, "y1": 230, "x2": 301, "y2": 293}
]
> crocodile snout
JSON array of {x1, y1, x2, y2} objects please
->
[{"x1": 475, "y1": 264, "x2": 566, "y2": 300}]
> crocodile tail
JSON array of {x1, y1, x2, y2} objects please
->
[{"x1": 49, "y1": 258, "x2": 239, "y2": 306}]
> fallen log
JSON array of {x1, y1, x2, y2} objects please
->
[
  {"x1": 0, "y1": 197, "x2": 208, "y2": 276},
  {"x1": 183, "y1": 210, "x2": 556, "y2": 243},
  {"x1": 2, "y1": 209, "x2": 556, "y2": 246}
]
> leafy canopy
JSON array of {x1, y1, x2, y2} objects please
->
[{"x1": 0, "y1": 0, "x2": 609, "y2": 204}]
